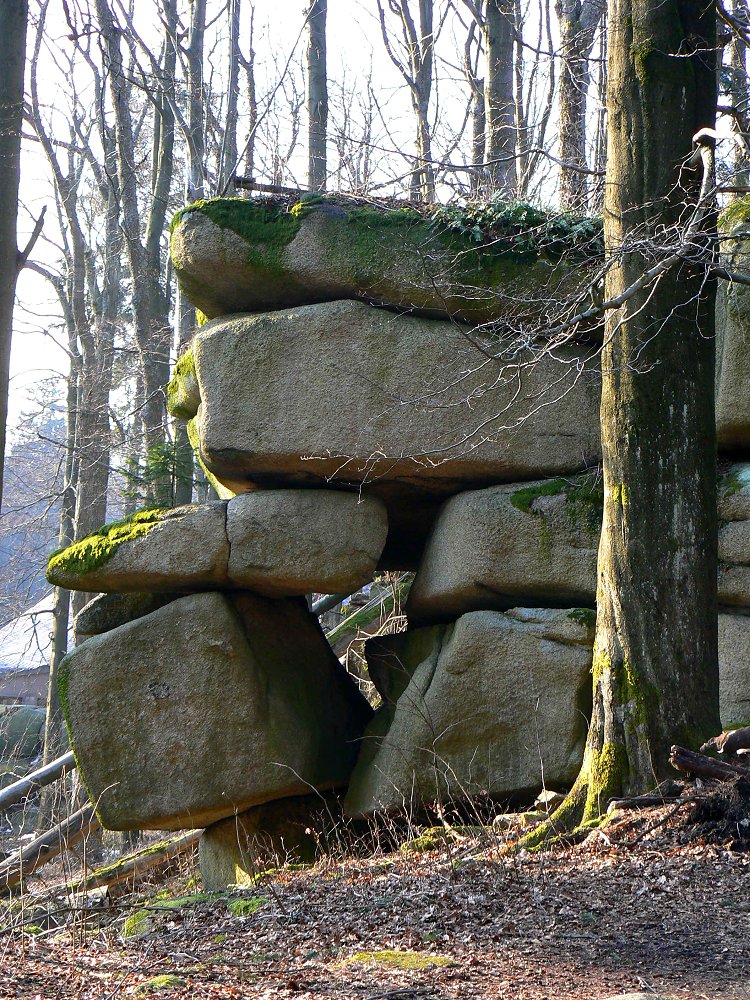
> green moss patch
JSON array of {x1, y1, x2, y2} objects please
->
[
  {"x1": 46, "y1": 508, "x2": 168, "y2": 583},
  {"x1": 720, "y1": 195, "x2": 750, "y2": 231},
  {"x1": 135, "y1": 975, "x2": 186, "y2": 994},
  {"x1": 567, "y1": 608, "x2": 597, "y2": 630},
  {"x1": 123, "y1": 908, "x2": 154, "y2": 939},
  {"x1": 400, "y1": 825, "x2": 487, "y2": 853},
  {"x1": 167, "y1": 347, "x2": 199, "y2": 420},
  {"x1": 171, "y1": 197, "x2": 302, "y2": 280},
  {"x1": 350, "y1": 949, "x2": 454, "y2": 970},
  {"x1": 510, "y1": 473, "x2": 603, "y2": 535},
  {"x1": 226, "y1": 895, "x2": 267, "y2": 917}
]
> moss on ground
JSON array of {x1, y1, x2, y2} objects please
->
[
  {"x1": 135, "y1": 975, "x2": 186, "y2": 994},
  {"x1": 46, "y1": 508, "x2": 168, "y2": 582},
  {"x1": 400, "y1": 825, "x2": 486, "y2": 853},
  {"x1": 123, "y1": 908, "x2": 154, "y2": 939},
  {"x1": 350, "y1": 949, "x2": 454, "y2": 970},
  {"x1": 226, "y1": 895, "x2": 267, "y2": 917}
]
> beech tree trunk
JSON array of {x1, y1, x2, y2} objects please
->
[
  {"x1": 484, "y1": 0, "x2": 516, "y2": 197},
  {"x1": 0, "y1": 0, "x2": 27, "y2": 510},
  {"x1": 556, "y1": 0, "x2": 604, "y2": 210},
  {"x1": 528, "y1": 0, "x2": 720, "y2": 842},
  {"x1": 574, "y1": 0, "x2": 719, "y2": 823},
  {"x1": 307, "y1": 0, "x2": 328, "y2": 192}
]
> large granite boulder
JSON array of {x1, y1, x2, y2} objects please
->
[
  {"x1": 48, "y1": 491, "x2": 387, "y2": 598},
  {"x1": 718, "y1": 612, "x2": 750, "y2": 727},
  {"x1": 170, "y1": 197, "x2": 596, "y2": 326},
  {"x1": 719, "y1": 464, "x2": 750, "y2": 606},
  {"x1": 59, "y1": 592, "x2": 372, "y2": 830},
  {"x1": 406, "y1": 466, "x2": 750, "y2": 621},
  {"x1": 717, "y1": 202, "x2": 750, "y2": 451},
  {"x1": 46, "y1": 504, "x2": 229, "y2": 593},
  {"x1": 226, "y1": 491, "x2": 387, "y2": 596},
  {"x1": 407, "y1": 474, "x2": 602, "y2": 623},
  {"x1": 344, "y1": 608, "x2": 594, "y2": 817},
  {"x1": 171, "y1": 301, "x2": 601, "y2": 563}
]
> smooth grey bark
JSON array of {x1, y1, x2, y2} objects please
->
[
  {"x1": 484, "y1": 0, "x2": 516, "y2": 196},
  {"x1": 377, "y1": 0, "x2": 436, "y2": 201},
  {"x1": 556, "y1": 0, "x2": 605, "y2": 210},
  {"x1": 239, "y1": 5, "x2": 257, "y2": 182},
  {"x1": 186, "y1": 0, "x2": 206, "y2": 201},
  {"x1": 0, "y1": 0, "x2": 27, "y2": 511},
  {"x1": 95, "y1": 0, "x2": 172, "y2": 504},
  {"x1": 307, "y1": 0, "x2": 328, "y2": 191},
  {"x1": 219, "y1": 0, "x2": 241, "y2": 194}
]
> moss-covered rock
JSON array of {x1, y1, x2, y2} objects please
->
[
  {"x1": 49, "y1": 491, "x2": 387, "y2": 600},
  {"x1": 717, "y1": 208, "x2": 750, "y2": 450},
  {"x1": 407, "y1": 475, "x2": 603, "y2": 624},
  {"x1": 169, "y1": 197, "x2": 599, "y2": 327}
]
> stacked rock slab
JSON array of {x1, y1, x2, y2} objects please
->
[
  {"x1": 164, "y1": 196, "x2": 607, "y2": 829},
  {"x1": 48, "y1": 488, "x2": 385, "y2": 835}
]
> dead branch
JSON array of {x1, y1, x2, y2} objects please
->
[
  {"x1": 0, "y1": 751, "x2": 76, "y2": 813},
  {"x1": 0, "y1": 804, "x2": 100, "y2": 892},
  {"x1": 61, "y1": 830, "x2": 200, "y2": 896},
  {"x1": 670, "y1": 745, "x2": 750, "y2": 782}
]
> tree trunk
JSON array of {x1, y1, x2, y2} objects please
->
[
  {"x1": 484, "y1": 0, "x2": 516, "y2": 197},
  {"x1": 307, "y1": 0, "x2": 328, "y2": 192},
  {"x1": 590, "y1": 0, "x2": 718, "y2": 825},
  {"x1": 0, "y1": 0, "x2": 27, "y2": 511},
  {"x1": 186, "y1": 0, "x2": 206, "y2": 201},
  {"x1": 219, "y1": 0, "x2": 241, "y2": 194},
  {"x1": 556, "y1": 0, "x2": 604, "y2": 211},
  {"x1": 527, "y1": 0, "x2": 719, "y2": 843}
]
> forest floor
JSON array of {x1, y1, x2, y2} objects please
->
[{"x1": 1, "y1": 787, "x2": 750, "y2": 1000}]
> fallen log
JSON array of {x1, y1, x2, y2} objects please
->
[
  {"x1": 61, "y1": 830, "x2": 201, "y2": 897},
  {"x1": 0, "y1": 803, "x2": 100, "y2": 892},
  {"x1": 0, "y1": 751, "x2": 76, "y2": 813},
  {"x1": 670, "y1": 745, "x2": 750, "y2": 782}
]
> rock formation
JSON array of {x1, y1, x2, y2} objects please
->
[{"x1": 46, "y1": 195, "x2": 750, "y2": 886}]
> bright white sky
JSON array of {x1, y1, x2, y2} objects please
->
[{"x1": 7, "y1": 0, "x2": 560, "y2": 437}]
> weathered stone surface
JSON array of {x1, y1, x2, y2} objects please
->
[
  {"x1": 47, "y1": 504, "x2": 229, "y2": 594},
  {"x1": 50, "y1": 490, "x2": 387, "y2": 598},
  {"x1": 199, "y1": 793, "x2": 340, "y2": 889},
  {"x1": 226, "y1": 491, "x2": 387, "y2": 596},
  {"x1": 718, "y1": 464, "x2": 750, "y2": 607},
  {"x1": 717, "y1": 207, "x2": 750, "y2": 450},
  {"x1": 344, "y1": 608, "x2": 594, "y2": 817},
  {"x1": 74, "y1": 592, "x2": 181, "y2": 643},
  {"x1": 59, "y1": 592, "x2": 372, "y2": 830},
  {"x1": 406, "y1": 467, "x2": 750, "y2": 620},
  {"x1": 718, "y1": 613, "x2": 750, "y2": 727},
  {"x1": 175, "y1": 301, "x2": 601, "y2": 563},
  {"x1": 407, "y1": 476, "x2": 602, "y2": 623},
  {"x1": 170, "y1": 198, "x2": 592, "y2": 326}
]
